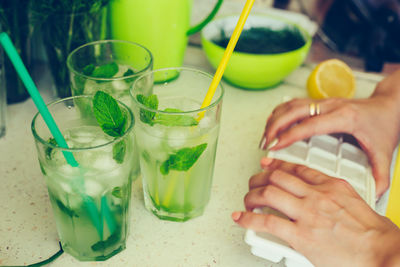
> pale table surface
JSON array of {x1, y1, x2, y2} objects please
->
[{"x1": 0, "y1": 45, "x2": 382, "y2": 267}]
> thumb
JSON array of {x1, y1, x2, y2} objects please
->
[{"x1": 370, "y1": 153, "x2": 391, "y2": 198}]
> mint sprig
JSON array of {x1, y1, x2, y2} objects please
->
[
  {"x1": 160, "y1": 143, "x2": 207, "y2": 175},
  {"x1": 137, "y1": 94, "x2": 198, "y2": 127},
  {"x1": 91, "y1": 229, "x2": 121, "y2": 251},
  {"x1": 111, "y1": 187, "x2": 123, "y2": 198},
  {"x1": 56, "y1": 199, "x2": 79, "y2": 218},
  {"x1": 45, "y1": 137, "x2": 58, "y2": 160},
  {"x1": 92, "y1": 62, "x2": 119, "y2": 79},
  {"x1": 93, "y1": 91, "x2": 127, "y2": 137},
  {"x1": 154, "y1": 108, "x2": 198, "y2": 127},
  {"x1": 93, "y1": 91, "x2": 130, "y2": 164},
  {"x1": 81, "y1": 62, "x2": 119, "y2": 84},
  {"x1": 112, "y1": 141, "x2": 126, "y2": 164},
  {"x1": 123, "y1": 68, "x2": 136, "y2": 83},
  {"x1": 82, "y1": 64, "x2": 95, "y2": 76}
]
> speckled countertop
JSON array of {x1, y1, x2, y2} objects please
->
[{"x1": 0, "y1": 44, "x2": 384, "y2": 267}]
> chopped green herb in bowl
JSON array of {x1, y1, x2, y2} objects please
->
[{"x1": 201, "y1": 14, "x2": 312, "y2": 89}]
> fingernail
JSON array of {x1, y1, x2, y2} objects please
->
[
  {"x1": 260, "y1": 157, "x2": 274, "y2": 167},
  {"x1": 231, "y1": 211, "x2": 242, "y2": 222},
  {"x1": 259, "y1": 136, "x2": 267, "y2": 149},
  {"x1": 267, "y1": 139, "x2": 278, "y2": 150}
]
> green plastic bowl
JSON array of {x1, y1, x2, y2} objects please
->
[{"x1": 201, "y1": 14, "x2": 312, "y2": 89}]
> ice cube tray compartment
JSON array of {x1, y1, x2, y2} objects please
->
[
  {"x1": 245, "y1": 134, "x2": 376, "y2": 267},
  {"x1": 340, "y1": 143, "x2": 368, "y2": 167},
  {"x1": 309, "y1": 134, "x2": 339, "y2": 155},
  {"x1": 272, "y1": 141, "x2": 308, "y2": 163},
  {"x1": 308, "y1": 147, "x2": 337, "y2": 174}
]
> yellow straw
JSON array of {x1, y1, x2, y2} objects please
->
[
  {"x1": 198, "y1": 0, "x2": 255, "y2": 120},
  {"x1": 386, "y1": 148, "x2": 400, "y2": 227}
]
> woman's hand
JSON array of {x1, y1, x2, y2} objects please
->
[
  {"x1": 259, "y1": 70, "x2": 400, "y2": 196},
  {"x1": 232, "y1": 159, "x2": 400, "y2": 267}
]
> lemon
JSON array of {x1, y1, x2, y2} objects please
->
[{"x1": 307, "y1": 59, "x2": 355, "y2": 99}]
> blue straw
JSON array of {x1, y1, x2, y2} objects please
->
[{"x1": 0, "y1": 32, "x2": 116, "y2": 237}]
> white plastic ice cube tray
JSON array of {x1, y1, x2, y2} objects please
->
[{"x1": 245, "y1": 134, "x2": 376, "y2": 267}]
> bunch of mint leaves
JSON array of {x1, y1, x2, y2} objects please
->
[
  {"x1": 136, "y1": 94, "x2": 207, "y2": 174},
  {"x1": 93, "y1": 91, "x2": 130, "y2": 164},
  {"x1": 31, "y1": 0, "x2": 110, "y2": 98}
]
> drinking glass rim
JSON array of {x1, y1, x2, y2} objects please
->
[
  {"x1": 31, "y1": 95, "x2": 134, "y2": 152},
  {"x1": 130, "y1": 67, "x2": 225, "y2": 115},
  {"x1": 66, "y1": 39, "x2": 154, "y2": 82}
]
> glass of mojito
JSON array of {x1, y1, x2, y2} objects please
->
[
  {"x1": 67, "y1": 39, "x2": 152, "y2": 179},
  {"x1": 67, "y1": 39, "x2": 153, "y2": 105},
  {"x1": 130, "y1": 67, "x2": 224, "y2": 222},
  {"x1": 31, "y1": 93, "x2": 135, "y2": 261}
]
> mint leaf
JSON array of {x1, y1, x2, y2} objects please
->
[
  {"x1": 73, "y1": 75, "x2": 85, "y2": 95},
  {"x1": 123, "y1": 69, "x2": 136, "y2": 83},
  {"x1": 160, "y1": 143, "x2": 207, "y2": 175},
  {"x1": 142, "y1": 150, "x2": 151, "y2": 163},
  {"x1": 39, "y1": 162, "x2": 47, "y2": 175},
  {"x1": 137, "y1": 95, "x2": 199, "y2": 127},
  {"x1": 113, "y1": 140, "x2": 126, "y2": 164},
  {"x1": 91, "y1": 229, "x2": 120, "y2": 251},
  {"x1": 112, "y1": 187, "x2": 123, "y2": 198},
  {"x1": 136, "y1": 94, "x2": 158, "y2": 125},
  {"x1": 93, "y1": 91, "x2": 127, "y2": 137},
  {"x1": 56, "y1": 199, "x2": 79, "y2": 218},
  {"x1": 92, "y1": 62, "x2": 119, "y2": 79},
  {"x1": 154, "y1": 108, "x2": 198, "y2": 127},
  {"x1": 82, "y1": 64, "x2": 95, "y2": 76},
  {"x1": 45, "y1": 137, "x2": 58, "y2": 160}
]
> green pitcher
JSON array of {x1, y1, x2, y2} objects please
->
[{"x1": 108, "y1": 0, "x2": 223, "y2": 81}]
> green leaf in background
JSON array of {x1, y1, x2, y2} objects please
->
[
  {"x1": 154, "y1": 108, "x2": 198, "y2": 127},
  {"x1": 45, "y1": 137, "x2": 58, "y2": 160},
  {"x1": 92, "y1": 62, "x2": 119, "y2": 80},
  {"x1": 31, "y1": 0, "x2": 111, "y2": 15},
  {"x1": 113, "y1": 140, "x2": 126, "y2": 164},
  {"x1": 136, "y1": 94, "x2": 158, "y2": 125},
  {"x1": 160, "y1": 143, "x2": 207, "y2": 175},
  {"x1": 30, "y1": 0, "x2": 112, "y2": 98},
  {"x1": 123, "y1": 68, "x2": 136, "y2": 83},
  {"x1": 93, "y1": 91, "x2": 127, "y2": 137}
]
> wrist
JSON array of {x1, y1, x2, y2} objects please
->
[{"x1": 373, "y1": 71, "x2": 400, "y2": 102}]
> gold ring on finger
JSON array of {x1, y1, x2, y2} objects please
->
[{"x1": 309, "y1": 102, "x2": 321, "y2": 117}]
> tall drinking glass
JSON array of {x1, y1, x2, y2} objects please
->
[
  {"x1": 130, "y1": 67, "x2": 224, "y2": 222},
  {"x1": 31, "y1": 95, "x2": 135, "y2": 261},
  {"x1": 67, "y1": 40, "x2": 153, "y2": 106},
  {"x1": 67, "y1": 40, "x2": 152, "y2": 179}
]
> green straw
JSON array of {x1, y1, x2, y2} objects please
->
[{"x1": 0, "y1": 32, "x2": 116, "y2": 237}]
